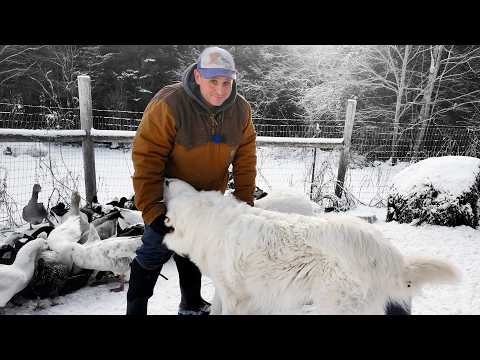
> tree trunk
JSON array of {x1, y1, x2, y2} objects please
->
[
  {"x1": 412, "y1": 45, "x2": 443, "y2": 160},
  {"x1": 391, "y1": 45, "x2": 412, "y2": 165}
]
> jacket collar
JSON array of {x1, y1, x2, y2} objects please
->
[{"x1": 182, "y1": 63, "x2": 237, "y2": 115}]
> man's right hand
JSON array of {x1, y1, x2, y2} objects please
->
[{"x1": 149, "y1": 214, "x2": 174, "y2": 235}]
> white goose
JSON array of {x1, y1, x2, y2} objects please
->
[
  {"x1": 70, "y1": 235, "x2": 142, "y2": 292},
  {"x1": 47, "y1": 192, "x2": 91, "y2": 252},
  {"x1": 0, "y1": 238, "x2": 48, "y2": 309},
  {"x1": 46, "y1": 191, "x2": 99, "y2": 276},
  {"x1": 117, "y1": 208, "x2": 143, "y2": 231}
]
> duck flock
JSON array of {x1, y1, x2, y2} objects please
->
[
  {"x1": 0, "y1": 184, "x2": 145, "y2": 314},
  {"x1": 0, "y1": 177, "x2": 322, "y2": 314}
]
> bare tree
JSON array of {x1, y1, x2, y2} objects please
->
[
  {"x1": 412, "y1": 45, "x2": 444, "y2": 158},
  {"x1": 428, "y1": 45, "x2": 480, "y2": 124},
  {"x1": 391, "y1": 45, "x2": 412, "y2": 163},
  {"x1": 27, "y1": 46, "x2": 83, "y2": 108},
  {"x1": 0, "y1": 45, "x2": 46, "y2": 87},
  {"x1": 349, "y1": 45, "x2": 431, "y2": 161}
]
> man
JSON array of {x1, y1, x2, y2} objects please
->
[{"x1": 127, "y1": 46, "x2": 257, "y2": 315}]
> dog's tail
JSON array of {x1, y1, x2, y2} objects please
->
[{"x1": 403, "y1": 256, "x2": 460, "y2": 290}]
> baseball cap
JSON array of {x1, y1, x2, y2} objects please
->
[{"x1": 197, "y1": 47, "x2": 237, "y2": 80}]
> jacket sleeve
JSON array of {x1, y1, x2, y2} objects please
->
[
  {"x1": 132, "y1": 100, "x2": 176, "y2": 224},
  {"x1": 232, "y1": 103, "x2": 257, "y2": 206}
]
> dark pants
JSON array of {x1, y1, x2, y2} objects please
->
[{"x1": 126, "y1": 224, "x2": 203, "y2": 314}]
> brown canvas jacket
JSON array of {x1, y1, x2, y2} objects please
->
[{"x1": 132, "y1": 64, "x2": 257, "y2": 224}]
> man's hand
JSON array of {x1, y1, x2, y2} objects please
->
[{"x1": 150, "y1": 214, "x2": 174, "y2": 235}]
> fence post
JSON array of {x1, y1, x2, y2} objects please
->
[
  {"x1": 78, "y1": 75, "x2": 97, "y2": 206},
  {"x1": 310, "y1": 147, "x2": 317, "y2": 200},
  {"x1": 335, "y1": 99, "x2": 357, "y2": 199}
]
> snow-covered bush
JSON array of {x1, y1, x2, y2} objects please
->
[{"x1": 386, "y1": 156, "x2": 480, "y2": 228}]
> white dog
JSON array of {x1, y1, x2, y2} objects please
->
[{"x1": 163, "y1": 179, "x2": 460, "y2": 315}]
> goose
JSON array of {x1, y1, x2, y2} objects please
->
[
  {"x1": 0, "y1": 244, "x2": 15, "y2": 265},
  {"x1": 47, "y1": 192, "x2": 91, "y2": 248},
  {"x1": 30, "y1": 225, "x2": 54, "y2": 240},
  {"x1": 118, "y1": 223, "x2": 144, "y2": 237},
  {"x1": 25, "y1": 248, "x2": 93, "y2": 300},
  {"x1": 3, "y1": 146, "x2": 13, "y2": 156},
  {"x1": 13, "y1": 226, "x2": 53, "y2": 251},
  {"x1": 124, "y1": 195, "x2": 136, "y2": 210},
  {"x1": 0, "y1": 232, "x2": 34, "y2": 265},
  {"x1": 0, "y1": 226, "x2": 55, "y2": 267},
  {"x1": 91, "y1": 209, "x2": 123, "y2": 240},
  {"x1": 22, "y1": 184, "x2": 52, "y2": 229},
  {"x1": 46, "y1": 192, "x2": 92, "y2": 272},
  {"x1": 0, "y1": 238, "x2": 48, "y2": 309},
  {"x1": 70, "y1": 235, "x2": 142, "y2": 292},
  {"x1": 87, "y1": 195, "x2": 114, "y2": 219},
  {"x1": 106, "y1": 197, "x2": 128, "y2": 208},
  {"x1": 50, "y1": 202, "x2": 69, "y2": 217},
  {"x1": 117, "y1": 208, "x2": 143, "y2": 231},
  {"x1": 25, "y1": 250, "x2": 71, "y2": 299},
  {"x1": 253, "y1": 186, "x2": 268, "y2": 200},
  {"x1": 51, "y1": 201, "x2": 89, "y2": 226},
  {"x1": 49, "y1": 202, "x2": 69, "y2": 226}
]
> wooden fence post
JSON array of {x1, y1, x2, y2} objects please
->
[
  {"x1": 310, "y1": 147, "x2": 317, "y2": 200},
  {"x1": 78, "y1": 75, "x2": 97, "y2": 206},
  {"x1": 335, "y1": 99, "x2": 357, "y2": 199}
]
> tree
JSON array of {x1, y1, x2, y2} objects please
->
[
  {"x1": 391, "y1": 45, "x2": 412, "y2": 163},
  {"x1": 0, "y1": 45, "x2": 46, "y2": 103},
  {"x1": 427, "y1": 45, "x2": 480, "y2": 126},
  {"x1": 0, "y1": 45, "x2": 45, "y2": 86},
  {"x1": 412, "y1": 45, "x2": 444, "y2": 158},
  {"x1": 409, "y1": 45, "x2": 480, "y2": 158},
  {"x1": 349, "y1": 45, "x2": 431, "y2": 162}
]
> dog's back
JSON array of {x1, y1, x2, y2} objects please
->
[{"x1": 164, "y1": 181, "x2": 460, "y2": 314}]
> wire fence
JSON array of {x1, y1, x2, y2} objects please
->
[{"x1": 1, "y1": 102, "x2": 479, "y2": 229}]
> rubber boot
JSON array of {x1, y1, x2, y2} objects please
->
[
  {"x1": 173, "y1": 253, "x2": 210, "y2": 315},
  {"x1": 385, "y1": 298, "x2": 412, "y2": 315},
  {"x1": 126, "y1": 258, "x2": 161, "y2": 315}
]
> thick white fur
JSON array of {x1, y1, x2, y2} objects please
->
[{"x1": 163, "y1": 179, "x2": 460, "y2": 315}]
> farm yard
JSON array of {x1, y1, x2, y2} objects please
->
[
  {"x1": 1, "y1": 44, "x2": 480, "y2": 315},
  {"x1": 0, "y1": 142, "x2": 478, "y2": 315}
]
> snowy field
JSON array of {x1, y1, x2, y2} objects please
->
[{"x1": 1, "y1": 142, "x2": 479, "y2": 315}]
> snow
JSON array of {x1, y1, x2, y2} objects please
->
[
  {"x1": 0, "y1": 128, "x2": 85, "y2": 139},
  {"x1": 90, "y1": 129, "x2": 136, "y2": 139},
  {"x1": 137, "y1": 88, "x2": 152, "y2": 94},
  {"x1": 255, "y1": 192, "x2": 318, "y2": 215},
  {"x1": 1, "y1": 145, "x2": 479, "y2": 315},
  {"x1": 257, "y1": 136, "x2": 344, "y2": 146},
  {"x1": 391, "y1": 156, "x2": 480, "y2": 196},
  {"x1": 2, "y1": 142, "x2": 48, "y2": 157},
  {"x1": 1, "y1": 129, "x2": 342, "y2": 146},
  {"x1": 4, "y1": 205, "x2": 476, "y2": 315}
]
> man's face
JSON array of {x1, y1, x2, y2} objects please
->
[{"x1": 194, "y1": 69, "x2": 233, "y2": 107}]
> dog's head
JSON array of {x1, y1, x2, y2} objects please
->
[
  {"x1": 163, "y1": 179, "x2": 225, "y2": 260},
  {"x1": 163, "y1": 178, "x2": 199, "y2": 256},
  {"x1": 164, "y1": 178, "x2": 197, "y2": 202}
]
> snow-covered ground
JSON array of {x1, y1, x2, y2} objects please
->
[{"x1": 1, "y1": 143, "x2": 479, "y2": 314}]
